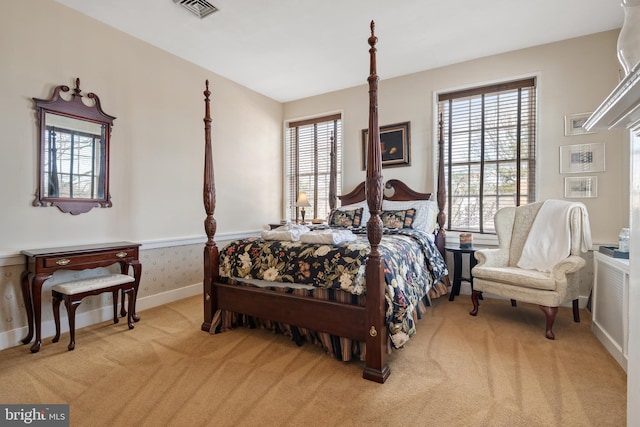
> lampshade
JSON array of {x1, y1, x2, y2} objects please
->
[{"x1": 296, "y1": 192, "x2": 311, "y2": 207}]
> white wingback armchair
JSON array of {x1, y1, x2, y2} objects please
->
[{"x1": 470, "y1": 201, "x2": 590, "y2": 339}]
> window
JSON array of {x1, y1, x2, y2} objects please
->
[
  {"x1": 285, "y1": 113, "x2": 342, "y2": 222},
  {"x1": 438, "y1": 78, "x2": 537, "y2": 233}
]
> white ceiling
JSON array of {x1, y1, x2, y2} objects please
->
[{"x1": 55, "y1": 0, "x2": 623, "y2": 102}]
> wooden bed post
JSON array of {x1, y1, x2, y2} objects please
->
[
  {"x1": 435, "y1": 114, "x2": 447, "y2": 257},
  {"x1": 363, "y1": 21, "x2": 390, "y2": 384},
  {"x1": 202, "y1": 80, "x2": 219, "y2": 332},
  {"x1": 329, "y1": 133, "x2": 337, "y2": 211}
]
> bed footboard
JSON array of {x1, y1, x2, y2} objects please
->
[{"x1": 212, "y1": 282, "x2": 367, "y2": 340}]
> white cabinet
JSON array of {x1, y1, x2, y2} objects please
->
[{"x1": 592, "y1": 251, "x2": 629, "y2": 372}]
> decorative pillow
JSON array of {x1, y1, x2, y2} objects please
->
[
  {"x1": 380, "y1": 208, "x2": 416, "y2": 229},
  {"x1": 328, "y1": 208, "x2": 364, "y2": 228},
  {"x1": 337, "y1": 201, "x2": 370, "y2": 224},
  {"x1": 382, "y1": 200, "x2": 439, "y2": 233}
]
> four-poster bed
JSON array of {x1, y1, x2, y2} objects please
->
[{"x1": 200, "y1": 22, "x2": 449, "y2": 383}]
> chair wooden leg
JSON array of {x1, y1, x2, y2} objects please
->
[
  {"x1": 539, "y1": 305, "x2": 558, "y2": 340},
  {"x1": 572, "y1": 299, "x2": 580, "y2": 323},
  {"x1": 470, "y1": 290, "x2": 482, "y2": 316}
]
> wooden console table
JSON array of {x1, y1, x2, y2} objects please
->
[{"x1": 20, "y1": 241, "x2": 142, "y2": 353}]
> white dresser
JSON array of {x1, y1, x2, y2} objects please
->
[{"x1": 591, "y1": 251, "x2": 629, "y2": 372}]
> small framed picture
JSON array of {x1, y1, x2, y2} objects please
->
[
  {"x1": 362, "y1": 121, "x2": 410, "y2": 169},
  {"x1": 564, "y1": 112, "x2": 596, "y2": 136},
  {"x1": 564, "y1": 176, "x2": 598, "y2": 198},
  {"x1": 560, "y1": 142, "x2": 605, "y2": 174}
]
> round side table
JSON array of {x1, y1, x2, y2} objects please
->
[{"x1": 444, "y1": 245, "x2": 479, "y2": 301}]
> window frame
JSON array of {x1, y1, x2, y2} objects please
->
[
  {"x1": 437, "y1": 77, "x2": 538, "y2": 234},
  {"x1": 284, "y1": 113, "x2": 342, "y2": 222}
]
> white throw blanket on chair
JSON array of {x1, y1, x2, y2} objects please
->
[{"x1": 517, "y1": 200, "x2": 592, "y2": 272}]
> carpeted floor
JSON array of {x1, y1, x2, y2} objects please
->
[{"x1": 0, "y1": 295, "x2": 627, "y2": 426}]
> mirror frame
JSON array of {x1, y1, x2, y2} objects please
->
[{"x1": 33, "y1": 78, "x2": 116, "y2": 214}]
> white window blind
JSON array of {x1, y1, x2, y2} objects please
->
[
  {"x1": 438, "y1": 78, "x2": 537, "y2": 233},
  {"x1": 285, "y1": 114, "x2": 342, "y2": 222}
]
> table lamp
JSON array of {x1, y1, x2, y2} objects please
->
[{"x1": 296, "y1": 192, "x2": 311, "y2": 224}]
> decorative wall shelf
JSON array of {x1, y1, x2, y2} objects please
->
[{"x1": 585, "y1": 63, "x2": 640, "y2": 131}]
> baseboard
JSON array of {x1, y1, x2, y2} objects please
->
[
  {"x1": 0, "y1": 283, "x2": 202, "y2": 351},
  {"x1": 591, "y1": 321, "x2": 628, "y2": 373}
]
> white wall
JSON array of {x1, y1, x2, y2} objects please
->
[
  {"x1": 0, "y1": 0, "x2": 283, "y2": 255},
  {"x1": 284, "y1": 30, "x2": 626, "y2": 246},
  {"x1": 0, "y1": 0, "x2": 283, "y2": 347},
  {"x1": 2, "y1": 2, "x2": 621, "y2": 249}
]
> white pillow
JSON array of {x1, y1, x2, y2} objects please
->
[
  {"x1": 337, "y1": 201, "x2": 370, "y2": 224},
  {"x1": 382, "y1": 199, "x2": 439, "y2": 233}
]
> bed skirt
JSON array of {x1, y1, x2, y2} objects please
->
[{"x1": 209, "y1": 279, "x2": 448, "y2": 362}]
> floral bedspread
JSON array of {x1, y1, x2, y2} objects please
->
[{"x1": 218, "y1": 228, "x2": 448, "y2": 348}]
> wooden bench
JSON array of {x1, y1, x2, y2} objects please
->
[{"x1": 51, "y1": 273, "x2": 136, "y2": 351}]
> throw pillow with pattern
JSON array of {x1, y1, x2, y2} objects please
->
[
  {"x1": 328, "y1": 208, "x2": 364, "y2": 228},
  {"x1": 380, "y1": 208, "x2": 416, "y2": 229}
]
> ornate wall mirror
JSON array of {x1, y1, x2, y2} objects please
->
[{"x1": 33, "y1": 78, "x2": 116, "y2": 214}]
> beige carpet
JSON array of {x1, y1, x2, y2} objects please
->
[{"x1": 0, "y1": 295, "x2": 626, "y2": 426}]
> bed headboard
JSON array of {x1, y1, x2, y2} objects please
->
[
  {"x1": 338, "y1": 179, "x2": 432, "y2": 206},
  {"x1": 337, "y1": 116, "x2": 447, "y2": 257}
]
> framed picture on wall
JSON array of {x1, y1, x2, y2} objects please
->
[
  {"x1": 560, "y1": 142, "x2": 605, "y2": 174},
  {"x1": 564, "y1": 112, "x2": 596, "y2": 136},
  {"x1": 361, "y1": 121, "x2": 410, "y2": 169},
  {"x1": 564, "y1": 176, "x2": 598, "y2": 198}
]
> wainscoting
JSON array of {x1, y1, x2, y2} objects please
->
[{"x1": 0, "y1": 233, "x2": 252, "y2": 351}]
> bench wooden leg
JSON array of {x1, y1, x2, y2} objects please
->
[
  {"x1": 112, "y1": 290, "x2": 119, "y2": 324},
  {"x1": 51, "y1": 278, "x2": 137, "y2": 351},
  {"x1": 120, "y1": 288, "x2": 127, "y2": 318},
  {"x1": 119, "y1": 284, "x2": 140, "y2": 322},
  {"x1": 66, "y1": 299, "x2": 82, "y2": 351},
  {"x1": 52, "y1": 294, "x2": 62, "y2": 343},
  {"x1": 124, "y1": 287, "x2": 135, "y2": 329}
]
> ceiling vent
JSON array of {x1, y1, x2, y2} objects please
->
[{"x1": 173, "y1": 0, "x2": 218, "y2": 18}]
